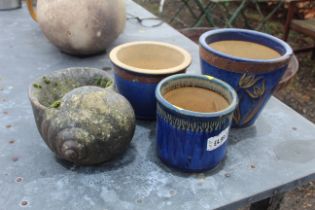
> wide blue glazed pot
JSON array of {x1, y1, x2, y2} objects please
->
[
  {"x1": 110, "y1": 41, "x2": 191, "y2": 120},
  {"x1": 199, "y1": 28, "x2": 293, "y2": 128},
  {"x1": 156, "y1": 74, "x2": 238, "y2": 172}
]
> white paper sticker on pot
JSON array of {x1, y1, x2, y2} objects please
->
[{"x1": 207, "y1": 127, "x2": 229, "y2": 151}]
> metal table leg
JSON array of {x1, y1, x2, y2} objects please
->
[{"x1": 250, "y1": 193, "x2": 284, "y2": 210}]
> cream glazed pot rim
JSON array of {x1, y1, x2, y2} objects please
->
[{"x1": 109, "y1": 41, "x2": 192, "y2": 75}]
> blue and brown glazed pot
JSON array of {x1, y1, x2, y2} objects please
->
[
  {"x1": 110, "y1": 41, "x2": 192, "y2": 120},
  {"x1": 156, "y1": 74, "x2": 238, "y2": 172},
  {"x1": 200, "y1": 28, "x2": 293, "y2": 128}
]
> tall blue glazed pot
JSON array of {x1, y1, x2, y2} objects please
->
[
  {"x1": 199, "y1": 28, "x2": 293, "y2": 128},
  {"x1": 110, "y1": 41, "x2": 192, "y2": 120},
  {"x1": 156, "y1": 74, "x2": 238, "y2": 172}
]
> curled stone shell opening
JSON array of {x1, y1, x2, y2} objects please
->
[{"x1": 29, "y1": 68, "x2": 114, "y2": 110}]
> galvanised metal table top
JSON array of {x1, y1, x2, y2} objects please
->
[{"x1": 1, "y1": 1, "x2": 315, "y2": 210}]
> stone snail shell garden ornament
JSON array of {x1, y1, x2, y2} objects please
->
[
  {"x1": 28, "y1": 68, "x2": 136, "y2": 165},
  {"x1": 26, "y1": 0, "x2": 126, "y2": 56}
]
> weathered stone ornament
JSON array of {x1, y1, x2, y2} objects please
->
[
  {"x1": 28, "y1": 67, "x2": 136, "y2": 165},
  {"x1": 26, "y1": 0, "x2": 126, "y2": 56}
]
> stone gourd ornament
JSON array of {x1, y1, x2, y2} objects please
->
[
  {"x1": 26, "y1": 0, "x2": 126, "y2": 56},
  {"x1": 28, "y1": 68, "x2": 136, "y2": 165}
]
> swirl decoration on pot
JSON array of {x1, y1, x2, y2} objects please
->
[{"x1": 233, "y1": 73, "x2": 266, "y2": 127}]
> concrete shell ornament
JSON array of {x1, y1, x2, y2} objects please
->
[
  {"x1": 28, "y1": 68, "x2": 136, "y2": 165},
  {"x1": 26, "y1": 0, "x2": 126, "y2": 56}
]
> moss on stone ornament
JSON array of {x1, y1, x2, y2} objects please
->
[
  {"x1": 95, "y1": 77, "x2": 113, "y2": 88},
  {"x1": 33, "y1": 83, "x2": 42, "y2": 89},
  {"x1": 42, "y1": 76, "x2": 51, "y2": 85},
  {"x1": 49, "y1": 100, "x2": 61, "y2": 109}
]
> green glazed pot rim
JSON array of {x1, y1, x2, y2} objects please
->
[{"x1": 156, "y1": 74, "x2": 238, "y2": 118}]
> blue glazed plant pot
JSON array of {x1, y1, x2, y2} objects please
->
[
  {"x1": 156, "y1": 74, "x2": 238, "y2": 172},
  {"x1": 110, "y1": 41, "x2": 192, "y2": 120},
  {"x1": 199, "y1": 28, "x2": 293, "y2": 128}
]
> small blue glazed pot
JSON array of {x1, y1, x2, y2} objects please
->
[
  {"x1": 110, "y1": 41, "x2": 192, "y2": 120},
  {"x1": 156, "y1": 74, "x2": 238, "y2": 172},
  {"x1": 199, "y1": 28, "x2": 293, "y2": 128}
]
